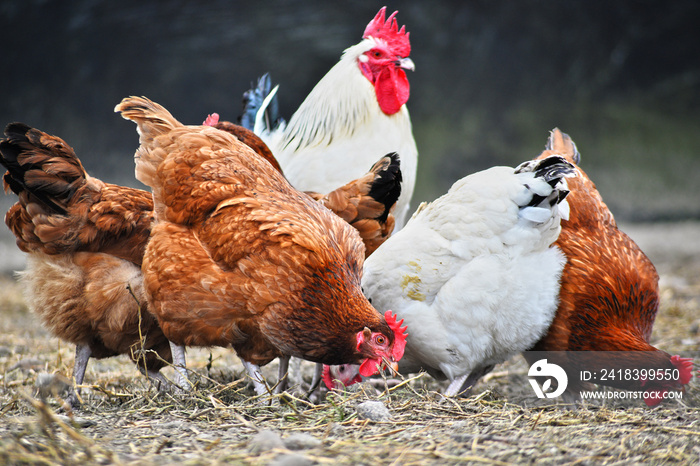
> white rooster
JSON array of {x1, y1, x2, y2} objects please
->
[
  {"x1": 250, "y1": 7, "x2": 418, "y2": 231},
  {"x1": 324, "y1": 155, "x2": 575, "y2": 396}
]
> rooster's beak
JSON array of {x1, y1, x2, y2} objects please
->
[{"x1": 397, "y1": 57, "x2": 415, "y2": 71}]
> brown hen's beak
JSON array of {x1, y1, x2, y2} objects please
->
[{"x1": 381, "y1": 357, "x2": 400, "y2": 376}]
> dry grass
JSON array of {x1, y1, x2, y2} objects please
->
[{"x1": 1, "y1": 245, "x2": 699, "y2": 465}]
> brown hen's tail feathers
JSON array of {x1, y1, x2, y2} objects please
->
[
  {"x1": 115, "y1": 96, "x2": 184, "y2": 189},
  {"x1": 0, "y1": 122, "x2": 87, "y2": 216},
  {"x1": 545, "y1": 128, "x2": 581, "y2": 165},
  {"x1": 115, "y1": 96, "x2": 182, "y2": 140},
  {"x1": 310, "y1": 152, "x2": 402, "y2": 256}
]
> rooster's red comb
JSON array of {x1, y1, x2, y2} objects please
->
[
  {"x1": 385, "y1": 310, "x2": 408, "y2": 361},
  {"x1": 670, "y1": 355, "x2": 694, "y2": 385},
  {"x1": 363, "y1": 7, "x2": 411, "y2": 57}
]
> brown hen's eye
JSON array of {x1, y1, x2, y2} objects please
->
[{"x1": 376, "y1": 335, "x2": 386, "y2": 345}]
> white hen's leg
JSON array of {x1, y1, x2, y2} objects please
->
[
  {"x1": 66, "y1": 344, "x2": 92, "y2": 408},
  {"x1": 445, "y1": 365, "x2": 496, "y2": 397},
  {"x1": 242, "y1": 360, "x2": 268, "y2": 395},
  {"x1": 275, "y1": 355, "x2": 290, "y2": 394},
  {"x1": 169, "y1": 342, "x2": 192, "y2": 391},
  {"x1": 445, "y1": 374, "x2": 469, "y2": 397}
]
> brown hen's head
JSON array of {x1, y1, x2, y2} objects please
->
[
  {"x1": 355, "y1": 310, "x2": 407, "y2": 377},
  {"x1": 642, "y1": 355, "x2": 694, "y2": 407}
]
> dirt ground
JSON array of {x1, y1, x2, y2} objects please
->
[{"x1": 0, "y1": 222, "x2": 698, "y2": 465}]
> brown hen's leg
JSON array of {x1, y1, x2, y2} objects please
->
[
  {"x1": 169, "y1": 342, "x2": 192, "y2": 391},
  {"x1": 275, "y1": 355, "x2": 290, "y2": 394},
  {"x1": 65, "y1": 344, "x2": 91, "y2": 408},
  {"x1": 242, "y1": 360, "x2": 268, "y2": 395},
  {"x1": 306, "y1": 363, "x2": 324, "y2": 397},
  {"x1": 136, "y1": 367, "x2": 173, "y2": 392}
]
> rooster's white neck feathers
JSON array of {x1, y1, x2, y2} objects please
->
[{"x1": 274, "y1": 39, "x2": 390, "y2": 152}]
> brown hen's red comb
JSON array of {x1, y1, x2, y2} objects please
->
[
  {"x1": 203, "y1": 113, "x2": 219, "y2": 126},
  {"x1": 322, "y1": 365, "x2": 334, "y2": 390},
  {"x1": 385, "y1": 310, "x2": 408, "y2": 361},
  {"x1": 363, "y1": 7, "x2": 411, "y2": 57},
  {"x1": 670, "y1": 355, "x2": 693, "y2": 385}
]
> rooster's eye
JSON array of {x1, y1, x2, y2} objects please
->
[
  {"x1": 375, "y1": 335, "x2": 386, "y2": 345},
  {"x1": 372, "y1": 50, "x2": 382, "y2": 58}
]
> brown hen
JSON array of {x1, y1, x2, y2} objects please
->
[
  {"x1": 524, "y1": 129, "x2": 693, "y2": 406},
  {"x1": 205, "y1": 112, "x2": 402, "y2": 257},
  {"x1": 0, "y1": 123, "x2": 172, "y2": 407},
  {"x1": 115, "y1": 96, "x2": 407, "y2": 395}
]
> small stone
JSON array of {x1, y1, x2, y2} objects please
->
[
  {"x1": 451, "y1": 420, "x2": 468, "y2": 430},
  {"x1": 9, "y1": 358, "x2": 44, "y2": 371},
  {"x1": 283, "y1": 433, "x2": 321, "y2": 450},
  {"x1": 249, "y1": 429, "x2": 284, "y2": 454},
  {"x1": 0, "y1": 346, "x2": 12, "y2": 357},
  {"x1": 159, "y1": 420, "x2": 186, "y2": 431},
  {"x1": 328, "y1": 423, "x2": 345, "y2": 437},
  {"x1": 356, "y1": 400, "x2": 391, "y2": 422},
  {"x1": 270, "y1": 453, "x2": 315, "y2": 466},
  {"x1": 55, "y1": 414, "x2": 95, "y2": 428},
  {"x1": 35, "y1": 372, "x2": 72, "y2": 398}
]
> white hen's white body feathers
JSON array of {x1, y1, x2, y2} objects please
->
[
  {"x1": 260, "y1": 39, "x2": 418, "y2": 231},
  {"x1": 361, "y1": 163, "x2": 569, "y2": 392}
]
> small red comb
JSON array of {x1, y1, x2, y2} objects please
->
[
  {"x1": 385, "y1": 310, "x2": 408, "y2": 361},
  {"x1": 670, "y1": 355, "x2": 693, "y2": 385},
  {"x1": 203, "y1": 113, "x2": 219, "y2": 126},
  {"x1": 322, "y1": 365, "x2": 334, "y2": 390},
  {"x1": 363, "y1": 7, "x2": 411, "y2": 57}
]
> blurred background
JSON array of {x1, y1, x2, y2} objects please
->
[{"x1": 1, "y1": 0, "x2": 699, "y2": 273}]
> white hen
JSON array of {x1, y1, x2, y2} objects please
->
[{"x1": 325, "y1": 155, "x2": 574, "y2": 396}]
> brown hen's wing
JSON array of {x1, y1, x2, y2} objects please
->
[
  {"x1": 308, "y1": 152, "x2": 402, "y2": 256},
  {"x1": 1, "y1": 123, "x2": 153, "y2": 264},
  {"x1": 212, "y1": 121, "x2": 283, "y2": 174}
]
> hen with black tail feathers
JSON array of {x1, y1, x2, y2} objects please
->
[{"x1": 0, "y1": 122, "x2": 172, "y2": 408}]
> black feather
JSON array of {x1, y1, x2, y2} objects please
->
[
  {"x1": 517, "y1": 155, "x2": 575, "y2": 209},
  {"x1": 0, "y1": 123, "x2": 75, "y2": 215},
  {"x1": 367, "y1": 152, "x2": 402, "y2": 223}
]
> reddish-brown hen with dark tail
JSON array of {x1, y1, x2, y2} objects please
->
[
  {"x1": 0, "y1": 123, "x2": 172, "y2": 407},
  {"x1": 524, "y1": 129, "x2": 693, "y2": 406}
]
